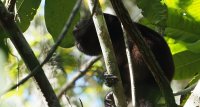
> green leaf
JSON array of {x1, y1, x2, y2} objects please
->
[
  {"x1": 45, "y1": 0, "x2": 79, "y2": 48},
  {"x1": 173, "y1": 51, "x2": 200, "y2": 79},
  {"x1": 176, "y1": 0, "x2": 200, "y2": 22},
  {"x1": 137, "y1": 0, "x2": 167, "y2": 26},
  {"x1": 163, "y1": 0, "x2": 200, "y2": 80},
  {"x1": 165, "y1": 37, "x2": 187, "y2": 55},
  {"x1": 166, "y1": 37, "x2": 200, "y2": 54},
  {"x1": 165, "y1": 9, "x2": 200, "y2": 43},
  {"x1": 165, "y1": 0, "x2": 200, "y2": 43},
  {"x1": 16, "y1": 0, "x2": 41, "y2": 32}
]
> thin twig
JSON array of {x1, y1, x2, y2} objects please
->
[
  {"x1": 66, "y1": 96, "x2": 73, "y2": 107},
  {"x1": 79, "y1": 98, "x2": 84, "y2": 107},
  {"x1": 122, "y1": 27, "x2": 136, "y2": 106},
  {"x1": 174, "y1": 83, "x2": 197, "y2": 96},
  {"x1": 57, "y1": 56, "x2": 101, "y2": 99}
]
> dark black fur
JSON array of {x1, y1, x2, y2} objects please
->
[{"x1": 73, "y1": 13, "x2": 174, "y2": 107}]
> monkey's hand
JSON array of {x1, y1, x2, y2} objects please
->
[
  {"x1": 104, "y1": 92, "x2": 116, "y2": 107},
  {"x1": 104, "y1": 73, "x2": 118, "y2": 87}
]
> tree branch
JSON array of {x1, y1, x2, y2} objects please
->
[
  {"x1": 174, "y1": 82, "x2": 196, "y2": 96},
  {"x1": 57, "y1": 56, "x2": 101, "y2": 99},
  {"x1": 87, "y1": 0, "x2": 127, "y2": 107},
  {"x1": 0, "y1": 1, "x2": 61, "y2": 107},
  {"x1": 122, "y1": 28, "x2": 136, "y2": 106}
]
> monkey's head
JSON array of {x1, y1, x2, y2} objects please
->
[
  {"x1": 73, "y1": 13, "x2": 123, "y2": 56},
  {"x1": 73, "y1": 18, "x2": 101, "y2": 56}
]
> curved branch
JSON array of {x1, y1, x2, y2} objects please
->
[{"x1": 57, "y1": 56, "x2": 101, "y2": 99}]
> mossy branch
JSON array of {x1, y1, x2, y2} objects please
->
[{"x1": 87, "y1": 0, "x2": 127, "y2": 106}]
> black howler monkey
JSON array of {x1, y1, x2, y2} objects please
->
[{"x1": 73, "y1": 13, "x2": 174, "y2": 107}]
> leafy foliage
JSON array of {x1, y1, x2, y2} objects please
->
[
  {"x1": 137, "y1": 0, "x2": 167, "y2": 27},
  {"x1": 165, "y1": 0, "x2": 200, "y2": 79},
  {"x1": 137, "y1": 0, "x2": 200, "y2": 79},
  {"x1": 16, "y1": 0, "x2": 41, "y2": 32},
  {"x1": 44, "y1": 0, "x2": 79, "y2": 48}
]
